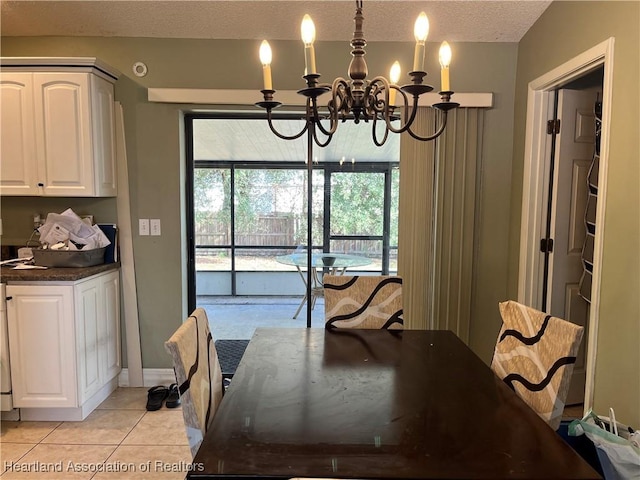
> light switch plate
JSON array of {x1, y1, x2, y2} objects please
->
[
  {"x1": 139, "y1": 218, "x2": 150, "y2": 236},
  {"x1": 150, "y1": 219, "x2": 161, "y2": 236}
]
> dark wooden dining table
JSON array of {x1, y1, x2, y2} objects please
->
[{"x1": 188, "y1": 328, "x2": 600, "y2": 479}]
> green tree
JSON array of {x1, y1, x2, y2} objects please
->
[{"x1": 330, "y1": 172, "x2": 384, "y2": 236}]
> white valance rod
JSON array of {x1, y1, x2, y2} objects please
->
[{"x1": 147, "y1": 88, "x2": 493, "y2": 108}]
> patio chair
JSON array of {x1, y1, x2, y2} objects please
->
[
  {"x1": 323, "y1": 274, "x2": 404, "y2": 330},
  {"x1": 165, "y1": 308, "x2": 224, "y2": 457},
  {"x1": 490, "y1": 300, "x2": 584, "y2": 431}
]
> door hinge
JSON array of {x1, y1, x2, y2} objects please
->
[
  {"x1": 547, "y1": 119, "x2": 561, "y2": 135},
  {"x1": 540, "y1": 238, "x2": 554, "y2": 253}
]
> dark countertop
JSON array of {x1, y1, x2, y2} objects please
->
[{"x1": 1, "y1": 262, "x2": 120, "y2": 283}]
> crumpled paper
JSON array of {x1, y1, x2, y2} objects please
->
[{"x1": 38, "y1": 208, "x2": 111, "y2": 250}]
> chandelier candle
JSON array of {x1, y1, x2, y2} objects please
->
[
  {"x1": 301, "y1": 14, "x2": 317, "y2": 75},
  {"x1": 259, "y1": 40, "x2": 273, "y2": 90},
  {"x1": 389, "y1": 61, "x2": 401, "y2": 106},
  {"x1": 412, "y1": 12, "x2": 429, "y2": 72},
  {"x1": 439, "y1": 41, "x2": 452, "y2": 92}
]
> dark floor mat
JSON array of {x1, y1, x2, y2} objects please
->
[{"x1": 215, "y1": 339, "x2": 250, "y2": 377}]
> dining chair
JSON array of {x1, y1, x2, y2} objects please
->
[
  {"x1": 323, "y1": 274, "x2": 404, "y2": 330},
  {"x1": 164, "y1": 308, "x2": 224, "y2": 457},
  {"x1": 490, "y1": 300, "x2": 584, "y2": 431}
]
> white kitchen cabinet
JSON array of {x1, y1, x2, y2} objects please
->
[
  {"x1": 101, "y1": 271, "x2": 121, "y2": 383},
  {"x1": 6, "y1": 269, "x2": 121, "y2": 420},
  {"x1": 0, "y1": 58, "x2": 119, "y2": 197},
  {"x1": 5, "y1": 284, "x2": 76, "y2": 408}
]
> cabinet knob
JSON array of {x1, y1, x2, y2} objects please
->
[
  {"x1": 37, "y1": 183, "x2": 44, "y2": 187},
  {"x1": 6, "y1": 296, "x2": 12, "y2": 301}
]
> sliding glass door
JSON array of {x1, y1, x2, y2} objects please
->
[{"x1": 186, "y1": 114, "x2": 400, "y2": 311}]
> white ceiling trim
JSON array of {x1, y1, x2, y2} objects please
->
[{"x1": 148, "y1": 88, "x2": 493, "y2": 108}]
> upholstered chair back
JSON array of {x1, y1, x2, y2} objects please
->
[
  {"x1": 165, "y1": 308, "x2": 223, "y2": 457},
  {"x1": 323, "y1": 275, "x2": 404, "y2": 330},
  {"x1": 491, "y1": 300, "x2": 584, "y2": 430}
]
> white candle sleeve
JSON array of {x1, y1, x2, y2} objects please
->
[
  {"x1": 413, "y1": 44, "x2": 425, "y2": 72},
  {"x1": 305, "y1": 45, "x2": 317, "y2": 75},
  {"x1": 263, "y1": 64, "x2": 272, "y2": 90},
  {"x1": 441, "y1": 67, "x2": 449, "y2": 92}
]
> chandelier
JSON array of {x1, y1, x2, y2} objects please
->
[
  {"x1": 255, "y1": 0, "x2": 459, "y2": 328},
  {"x1": 255, "y1": 0, "x2": 459, "y2": 146}
]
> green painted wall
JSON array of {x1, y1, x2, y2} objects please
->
[
  {"x1": 0, "y1": 37, "x2": 517, "y2": 374},
  {"x1": 510, "y1": 1, "x2": 640, "y2": 425}
]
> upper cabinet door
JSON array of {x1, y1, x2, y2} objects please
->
[
  {"x1": 34, "y1": 73, "x2": 96, "y2": 196},
  {"x1": 0, "y1": 59, "x2": 118, "y2": 198},
  {"x1": 0, "y1": 73, "x2": 39, "y2": 195},
  {"x1": 90, "y1": 75, "x2": 117, "y2": 196}
]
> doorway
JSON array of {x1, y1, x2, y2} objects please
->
[
  {"x1": 542, "y1": 72, "x2": 603, "y2": 405},
  {"x1": 518, "y1": 38, "x2": 614, "y2": 413},
  {"x1": 185, "y1": 114, "x2": 400, "y2": 339}
]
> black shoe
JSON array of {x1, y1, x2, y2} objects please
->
[
  {"x1": 165, "y1": 383, "x2": 181, "y2": 408},
  {"x1": 146, "y1": 385, "x2": 169, "y2": 411}
]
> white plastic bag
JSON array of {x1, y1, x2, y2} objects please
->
[{"x1": 569, "y1": 410, "x2": 640, "y2": 480}]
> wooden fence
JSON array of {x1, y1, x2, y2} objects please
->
[
  {"x1": 196, "y1": 215, "x2": 297, "y2": 247},
  {"x1": 195, "y1": 214, "x2": 396, "y2": 258}
]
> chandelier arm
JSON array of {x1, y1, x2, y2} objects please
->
[
  {"x1": 384, "y1": 87, "x2": 409, "y2": 128},
  {"x1": 266, "y1": 111, "x2": 309, "y2": 141},
  {"x1": 371, "y1": 116, "x2": 390, "y2": 147},
  {"x1": 396, "y1": 89, "x2": 412, "y2": 125},
  {"x1": 302, "y1": 97, "x2": 333, "y2": 148},
  {"x1": 406, "y1": 111, "x2": 449, "y2": 142},
  {"x1": 312, "y1": 126, "x2": 334, "y2": 148},
  {"x1": 376, "y1": 86, "x2": 406, "y2": 133},
  {"x1": 367, "y1": 76, "x2": 391, "y2": 117},
  {"x1": 313, "y1": 111, "x2": 339, "y2": 138},
  {"x1": 384, "y1": 97, "x2": 421, "y2": 134},
  {"x1": 312, "y1": 98, "x2": 339, "y2": 138},
  {"x1": 332, "y1": 77, "x2": 353, "y2": 121}
]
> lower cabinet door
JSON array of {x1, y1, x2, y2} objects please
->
[
  {"x1": 6, "y1": 285, "x2": 77, "y2": 408},
  {"x1": 75, "y1": 276, "x2": 102, "y2": 404},
  {"x1": 100, "y1": 271, "x2": 121, "y2": 382}
]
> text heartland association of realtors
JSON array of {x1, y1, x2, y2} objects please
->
[{"x1": 2, "y1": 460, "x2": 204, "y2": 473}]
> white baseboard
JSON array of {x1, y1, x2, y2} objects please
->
[{"x1": 118, "y1": 368, "x2": 176, "y2": 387}]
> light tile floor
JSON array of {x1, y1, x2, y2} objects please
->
[{"x1": 0, "y1": 388, "x2": 191, "y2": 480}]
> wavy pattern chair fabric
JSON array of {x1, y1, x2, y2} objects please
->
[
  {"x1": 323, "y1": 275, "x2": 404, "y2": 330},
  {"x1": 165, "y1": 308, "x2": 224, "y2": 457},
  {"x1": 491, "y1": 300, "x2": 584, "y2": 431}
]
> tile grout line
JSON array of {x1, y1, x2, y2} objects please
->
[
  {"x1": 120, "y1": 409, "x2": 149, "y2": 444},
  {"x1": 2, "y1": 389, "x2": 191, "y2": 478},
  {"x1": 88, "y1": 402, "x2": 146, "y2": 480},
  {"x1": 38, "y1": 420, "x2": 64, "y2": 445}
]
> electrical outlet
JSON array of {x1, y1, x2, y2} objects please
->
[
  {"x1": 150, "y1": 219, "x2": 161, "y2": 236},
  {"x1": 139, "y1": 218, "x2": 150, "y2": 236}
]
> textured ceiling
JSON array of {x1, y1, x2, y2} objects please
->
[{"x1": 1, "y1": 0, "x2": 552, "y2": 42}]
